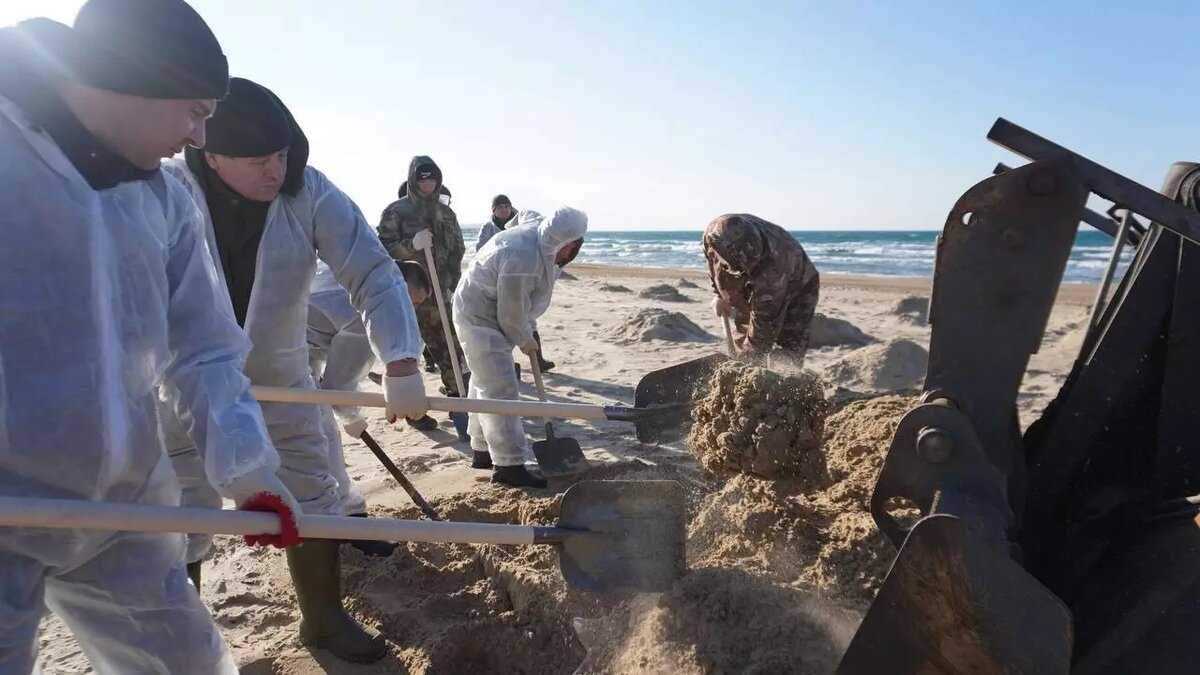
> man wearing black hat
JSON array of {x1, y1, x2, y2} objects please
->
[
  {"x1": 476, "y1": 194, "x2": 515, "y2": 251},
  {"x1": 159, "y1": 77, "x2": 426, "y2": 663},
  {"x1": 377, "y1": 156, "x2": 469, "y2": 430},
  {"x1": 0, "y1": 1, "x2": 301, "y2": 672}
]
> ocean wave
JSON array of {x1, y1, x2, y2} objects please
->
[{"x1": 462, "y1": 228, "x2": 1131, "y2": 283}]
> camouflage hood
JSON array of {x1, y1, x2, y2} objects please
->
[
  {"x1": 402, "y1": 155, "x2": 443, "y2": 204},
  {"x1": 702, "y1": 214, "x2": 766, "y2": 276}
]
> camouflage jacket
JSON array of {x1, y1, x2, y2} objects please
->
[
  {"x1": 703, "y1": 213, "x2": 819, "y2": 347},
  {"x1": 376, "y1": 155, "x2": 465, "y2": 291}
]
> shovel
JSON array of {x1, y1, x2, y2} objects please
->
[
  {"x1": 631, "y1": 353, "x2": 727, "y2": 439},
  {"x1": 357, "y1": 429, "x2": 441, "y2": 520},
  {"x1": 253, "y1": 386, "x2": 693, "y2": 444},
  {"x1": 722, "y1": 314, "x2": 736, "y2": 356},
  {"x1": 421, "y1": 245, "x2": 470, "y2": 442},
  {"x1": 529, "y1": 355, "x2": 590, "y2": 477},
  {"x1": 0, "y1": 481, "x2": 686, "y2": 593},
  {"x1": 624, "y1": 306, "x2": 732, "y2": 437}
]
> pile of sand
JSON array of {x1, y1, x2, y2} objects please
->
[
  {"x1": 893, "y1": 296, "x2": 929, "y2": 325},
  {"x1": 688, "y1": 361, "x2": 830, "y2": 482},
  {"x1": 810, "y1": 313, "x2": 875, "y2": 348},
  {"x1": 639, "y1": 284, "x2": 693, "y2": 302},
  {"x1": 339, "y1": 486, "x2": 590, "y2": 674},
  {"x1": 559, "y1": 271, "x2": 579, "y2": 281},
  {"x1": 586, "y1": 394, "x2": 917, "y2": 673},
  {"x1": 598, "y1": 283, "x2": 632, "y2": 293},
  {"x1": 686, "y1": 394, "x2": 914, "y2": 602},
  {"x1": 578, "y1": 569, "x2": 860, "y2": 675},
  {"x1": 602, "y1": 309, "x2": 716, "y2": 344},
  {"x1": 676, "y1": 278, "x2": 701, "y2": 289},
  {"x1": 825, "y1": 339, "x2": 927, "y2": 391},
  {"x1": 170, "y1": 395, "x2": 917, "y2": 675},
  {"x1": 343, "y1": 394, "x2": 914, "y2": 675}
]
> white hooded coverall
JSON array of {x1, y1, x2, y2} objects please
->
[
  {"x1": 0, "y1": 97, "x2": 280, "y2": 674},
  {"x1": 307, "y1": 261, "x2": 374, "y2": 515},
  {"x1": 452, "y1": 207, "x2": 588, "y2": 466},
  {"x1": 161, "y1": 159, "x2": 422, "y2": 563}
]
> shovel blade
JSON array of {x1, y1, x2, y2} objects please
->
[
  {"x1": 837, "y1": 515, "x2": 1071, "y2": 675},
  {"x1": 558, "y1": 480, "x2": 686, "y2": 592},
  {"x1": 633, "y1": 353, "x2": 729, "y2": 443},
  {"x1": 532, "y1": 433, "x2": 590, "y2": 477}
]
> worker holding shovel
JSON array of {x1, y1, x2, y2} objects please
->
[
  {"x1": 705, "y1": 213, "x2": 821, "y2": 368},
  {"x1": 159, "y1": 77, "x2": 426, "y2": 664},
  {"x1": 453, "y1": 207, "x2": 588, "y2": 488},
  {"x1": 308, "y1": 260, "x2": 434, "y2": 557},
  {"x1": 377, "y1": 156, "x2": 471, "y2": 432},
  {"x1": 0, "y1": 2, "x2": 302, "y2": 672}
]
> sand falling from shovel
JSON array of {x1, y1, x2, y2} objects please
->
[{"x1": 687, "y1": 361, "x2": 831, "y2": 484}]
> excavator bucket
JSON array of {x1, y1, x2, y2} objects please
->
[
  {"x1": 839, "y1": 120, "x2": 1200, "y2": 674},
  {"x1": 837, "y1": 515, "x2": 1071, "y2": 675}
]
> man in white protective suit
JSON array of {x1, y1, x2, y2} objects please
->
[
  {"x1": 160, "y1": 76, "x2": 427, "y2": 664},
  {"x1": 453, "y1": 207, "x2": 587, "y2": 488},
  {"x1": 0, "y1": 2, "x2": 302, "y2": 673},
  {"x1": 307, "y1": 259, "x2": 432, "y2": 558}
]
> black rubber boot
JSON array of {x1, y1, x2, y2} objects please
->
[
  {"x1": 492, "y1": 465, "x2": 547, "y2": 488},
  {"x1": 346, "y1": 514, "x2": 398, "y2": 557},
  {"x1": 186, "y1": 561, "x2": 202, "y2": 591},
  {"x1": 471, "y1": 451, "x2": 493, "y2": 469},
  {"x1": 367, "y1": 371, "x2": 382, "y2": 385},
  {"x1": 405, "y1": 415, "x2": 439, "y2": 431},
  {"x1": 286, "y1": 539, "x2": 387, "y2": 663}
]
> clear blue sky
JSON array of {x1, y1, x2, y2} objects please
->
[{"x1": 4, "y1": 1, "x2": 1197, "y2": 230}]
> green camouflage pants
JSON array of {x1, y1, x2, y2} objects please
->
[
  {"x1": 734, "y1": 275, "x2": 820, "y2": 362},
  {"x1": 417, "y1": 289, "x2": 467, "y2": 397}
]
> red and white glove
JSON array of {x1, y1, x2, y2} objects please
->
[{"x1": 226, "y1": 467, "x2": 302, "y2": 548}]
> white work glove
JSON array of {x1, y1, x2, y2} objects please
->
[
  {"x1": 519, "y1": 338, "x2": 541, "y2": 356},
  {"x1": 342, "y1": 415, "x2": 368, "y2": 438},
  {"x1": 385, "y1": 373, "x2": 428, "y2": 422},
  {"x1": 711, "y1": 295, "x2": 731, "y2": 318},
  {"x1": 225, "y1": 467, "x2": 303, "y2": 548},
  {"x1": 412, "y1": 229, "x2": 434, "y2": 251}
]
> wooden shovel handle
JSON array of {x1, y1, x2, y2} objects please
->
[
  {"x1": 251, "y1": 385, "x2": 608, "y2": 421},
  {"x1": 422, "y1": 246, "x2": 467, "y2": 397},
  {"x1": 722, "y1": 316, "x2": 736, "y2": 356},
  {"x1": 0, "y1": 496, "x2": 544, "y2": 545}
]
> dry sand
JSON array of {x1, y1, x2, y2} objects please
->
[
  {"x1": 37, "y1": 265, "x2": 1092, "y2": 673},
  {"x1": 639, "y1": 283, "x2": 693, "y2": 303}
]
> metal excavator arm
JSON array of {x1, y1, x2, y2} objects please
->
[{"x1": 838, "y1": 119, "x2": 1200, "y2": 675}]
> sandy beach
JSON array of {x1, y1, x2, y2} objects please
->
[{"x1": 37, "y1": 264, "x2": 1093, "y2": 674}]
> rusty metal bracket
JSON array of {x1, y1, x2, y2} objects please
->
[
  {"x1": 870, "y1": 401, "x2": 1012, "y2": 549},
  {"x1": 988, "y1": 119, "x2": 1200, "y2": 243},
  {"x1": 994, "y1": 162, "x2": 1143, "y2": 246}
]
